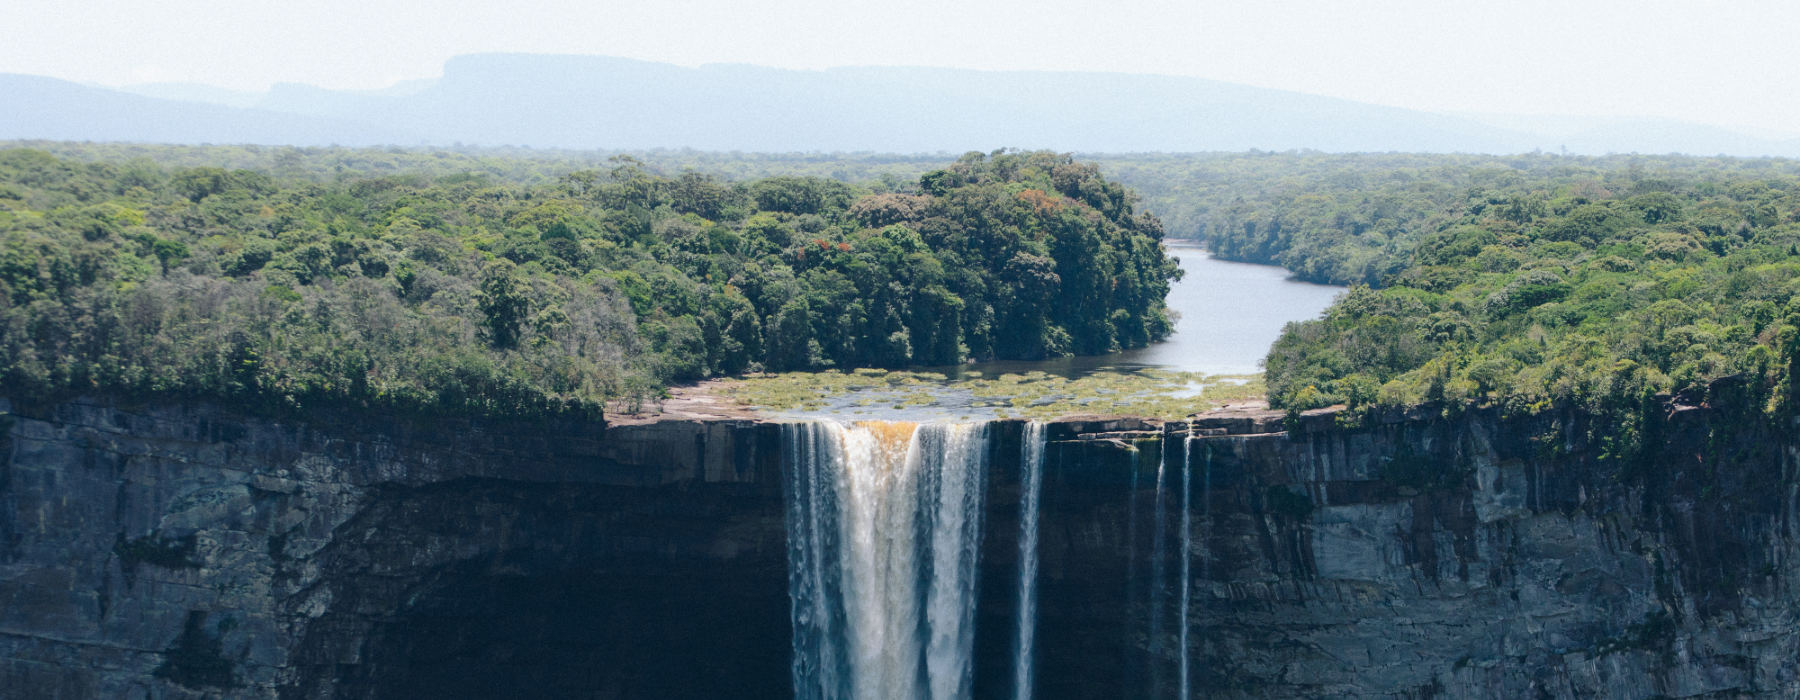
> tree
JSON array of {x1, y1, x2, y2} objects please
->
[{"x1": 478, "y1": 260, "x2": 533, "y2": 349}]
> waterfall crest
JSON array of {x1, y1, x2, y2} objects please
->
[{"x1": 784, "y1": 420, "x2": 992, "y2": 700}]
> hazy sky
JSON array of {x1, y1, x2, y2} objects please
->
[{"x1": 7, "y1": 0, "x2": 1799, "y2": 134}]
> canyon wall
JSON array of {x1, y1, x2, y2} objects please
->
[
  {"x1": 1, "y1": 390, "x2": 1796, "y2": 698},
  {"x1": 0, "y1": 397, "x2": 792, "y2": 699},
  {"x1": 1027, "y1": 393, "x2": 1800, "y2": 698}
]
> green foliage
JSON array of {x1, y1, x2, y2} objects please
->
[
  {"x1": 1242, "y1": 154, "x2": 1800, "y2": 418},
  {"x1": 713, "y1": 367, "x2": 1263, "y2": 420},
  {"x1": 0, "y1": 146, "x2": 1176, "y2": 419},
  {"x1": 476, "y1": 260, "x2": 532, "y2": 349}
]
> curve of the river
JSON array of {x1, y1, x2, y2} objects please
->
[{"x1": 951, "y1": 242, "x2": 1345, "y2": 377}]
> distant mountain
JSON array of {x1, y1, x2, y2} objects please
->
[
  {"x1": 1, "y1": 74, "x2": 408, "y2": 146},
  {"x1": 115, "y1": 82, "x2": 263, "y2": 109},
  {"x1": 6, "y1": 54, "x2": 1799, "y2": 156},
  {"x1": 322, "y1": 54, "x2": 1537, "y2": 153}
]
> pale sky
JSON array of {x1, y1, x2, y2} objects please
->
[{"x1": 6, "y1": 0, "x2": 1799, "y2": 135}]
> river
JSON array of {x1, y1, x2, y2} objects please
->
[
  {"x1": 952, "y1": 242, "x2": 1345, "y2": 377},
  {"x1": 721, "y1": 243, "x2": 1348, "y2": 421}
]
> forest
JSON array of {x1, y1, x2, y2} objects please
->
[
  {"x1": 0, "y1": 147, "x2": 1176, "y2": 418},
  {"x1": 7, "y1": 141, "x2": 1799, "y2": 430},
  {"x1": 1214, "y1": 154, "x2": 1800, "y2": 429}
]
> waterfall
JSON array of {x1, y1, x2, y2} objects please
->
[
  {"x1": 784, "y1": 420, "x2": 992, "y2": 700},
  {"x1": 784, "y1": 421, "x2": 849, "y2": 699},
  {"x1": 1178, "y1": 431, "x2": 1193, "y2": 700},
  {"x1": 919, "y1": 424, "x2": 990, "y2": 700},
  {"x1": 1013, "y1": 422, "x2": 1047, "y2": 700},
  {"x1": 1199, "y1": 441, "x2": 1213, "y2": 688},
  {"x1": 1122, "y1": 442, "x2": 1143, "y2": 690},
  {"x1": 1148, "y1": 439, "x2": 1169, "y2": 694}
]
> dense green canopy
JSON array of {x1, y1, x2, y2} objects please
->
[
  {"x1": 13, "y1": 141, "x2": 1796, "y2": 426},
  {"x1": 0, "y1": 147, "x2": 1176, "y2": 418},
  {"x1": 1210, "y1": 154, "x2": 1800, "y2": 419}
]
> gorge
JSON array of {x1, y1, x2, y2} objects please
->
[{"x1": 3, "y1": 383, "x2": 1797, "y2": 698}]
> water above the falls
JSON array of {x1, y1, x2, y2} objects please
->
[
  {"x1": 943, "y1": 243, "x2": 1344, "y2": 378},
  {"x1": 726, "y1": 245, "x2": 1339, "y2": 424}
]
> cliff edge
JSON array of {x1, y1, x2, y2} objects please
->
[{"x1": 1, "y1": 392, "x2": 1796, "y2": 697}]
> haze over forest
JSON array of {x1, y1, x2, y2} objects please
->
[{"x1": 6, "y1": 53, "x2": 1800, "y2": 157}]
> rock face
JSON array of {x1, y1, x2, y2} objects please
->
[
  {"x1": 2, "y1": 391, "x2": 1798, "y2": 698},
  {"x1": 0, "y1": 397, "x2": 790, "y2": 699},
  {"x1": 1024, "y1": 401, "x2": 1800, "y2": 699}
]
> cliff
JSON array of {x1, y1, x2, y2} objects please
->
[
  {"x1": 0, "y1": 397, "x2": 791, "y2": 698},
  {"x1": 1024, "y1": 394, "x2": 1800, "y2": 698},
  {"x1": 1, "y1": 390, "x2": 1796, "y2": 698}
]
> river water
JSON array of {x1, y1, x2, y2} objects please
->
[{"x1": 954, "y1": 243, "x2": 1345, "y2": 377}]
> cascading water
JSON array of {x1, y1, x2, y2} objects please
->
[
  {"x1": 785, "y1": 419, "x2": 1223, "y2": 698},
  {"x1": 1198, "y1": 439, "x2": 1214, "y2": 694},
  {"x1": 783, "y1": 420, "x2": 992, "y2": 700},
  {"x1": 1148, "y1": 440, "x2": 1170, "y2": 695},
  {"x1": 1013, "y1": 422, "x2": 1047, "y2": 700},
  {"x1": 1178, "y1": 430, "x2": 1193, "y2": 700},
  {"x1": 784, "y1": 421, "x2": 849, "y2": 699}
]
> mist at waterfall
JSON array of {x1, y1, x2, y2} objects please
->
[{"x1": 782, "y1": 420, "x2": 995, "y2": 700}]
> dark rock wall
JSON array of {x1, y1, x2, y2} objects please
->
[
  {"x1": 1027, "y1": 402, "x2": 1800, "y2": 698},
  {"x1": 0, "y1": 397, "x2": 789, "y2": 699},
  {"x1": 3, "y1": 395, "x2": 1798, "y2": 698}
]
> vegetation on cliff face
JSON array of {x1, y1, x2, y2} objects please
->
[
  {"x1": 1235, "y1": 155, "x2": 1800, "y2": 417},
  {"x1": 0, "y1": 147, "x2": 1176, "y2": 417}
]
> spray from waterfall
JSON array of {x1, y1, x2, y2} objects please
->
[
  {"x1": 783, "y1": 420, "x2": 991, "y2": 700},
  {"x1": 1012, "y1": 422, "x2": 1047, "y2": 700}
]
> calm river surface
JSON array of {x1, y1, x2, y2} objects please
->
[{"x1": 953, "y1": 243, "x2": 1345, "y2": 377}]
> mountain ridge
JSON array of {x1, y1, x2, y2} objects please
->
[{"x1": 6, "y1": 53, "x2": 1797, "y2": 156}]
